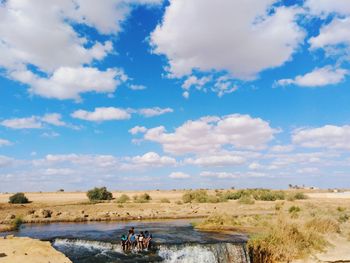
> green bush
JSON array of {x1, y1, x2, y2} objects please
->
[
  {"x1": 87, "y1": 187, "x2": 113, "y2": 201},
  {"x1": 9, "y1": 193, "x2": 29, "y2": 204},
  {"x1": 12, "y1": 216, "x2": 23, "y2": 230},
  {"x1": 133, "y1": 193, "x2": 152, "y2": 203},
  {"x1": 288, "y1": 192, "x2": 308, "y2": 201},
  {"x1": 289, "y1": 205, "x2": 301, "y2": 214},
  {"x1": 116, "y1": 194, "x2": 130, "y2": 203},
  {"x1": 182, "y1": 190, "x2": 220, "y2": 203}
]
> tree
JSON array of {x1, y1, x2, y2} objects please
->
[{"x1": 87, "y1": 187, "x2": 113, "y2": 201}]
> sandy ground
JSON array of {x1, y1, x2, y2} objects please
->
[{"x1": 0, "y1": 236, "x2": 72, "y2": 263}]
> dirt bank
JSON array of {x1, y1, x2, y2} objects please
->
[{"x1": 0, "y1": 236, "x2": 72, "y2": 263}]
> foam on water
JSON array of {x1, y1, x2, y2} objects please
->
[{"x1": 52, "y1": 238, "x2": 250, "y2": 263}]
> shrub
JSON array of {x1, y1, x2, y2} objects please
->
[
  {"x1": 160, "y1": 198, "x2": 170, "y2": 203},
  {"x1": 337, "y1": 207, "x2": 346, "y2": 212},
  {"x1": 133, "y1": 193, "x2": 152, "y2": 203},
  {"x1": 9, "y1": 193, "x2": 29, "y2": 204},
  {"x1": 288, "y1": 192, "x2": 308, "y2": 201},
  {"x1": 87, "y1": 187, "x2": 113, "y2": 201},
  {"x1": 175, "y1": 200, "x2": 183, "y2": 205},
  {"x1": 338, "y1": 214, "x2": 349, "y2": 223},
  {"x1": 182, "y1": 190, "x2": 220, "y2": 203},
  {"x1": 238, "y1": 195, "x2": 255, "y2": 205},
  {"x1": 289, "y1": 205, "x2": 301, "y2": 213},
  {"x1": 12, "y1": 216, "x2": 23, "y2": 230},
  {"x1": 116, "y1": 194, "x2": 130, "y2": 203}
]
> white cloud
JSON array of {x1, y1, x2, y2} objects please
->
[
  {"x1": 270, "y1": 144, "x2": 295, "y2": 153},
  {"x1": 1, "y1": 116, "x2": 42, "y2": 129},
  {"x1": 130, "y1": 152, "x2": 176, "y2": 167},
  {"x1": 138, "y1": 107, "x2": 173, "y2": 117},
  {"x1": 41, "y1": 113, "x2": 66, "y2": 126},
  {"x1": 200, "y1": 171, "x2": 266, "y2": 179},
  {"x1": 212, "y1": 76, "x2": 238, "y2": 97},
  {"x1": 305, "y1": 0, "x2": 350, "y2": 16},
  {"x1": 0, "y1": 0, "x2": 161, "y2": 100},
  {"x1": 129, "y1": 126, "x2": 147, "y2": 135},
  {"x1": 277, "y1": 66, "x2": 348, "y2": 87},
  {"x1": 129, "y1": 84, "x2": 147, "y2": 90},
  {"x1": 143, "y1": 114, "x2": 277, "y2": 155},
  {"x1": 10, "y1": 67, "x2": 127, "y2": 100},
  {"x1": 169, "y1": 171, "x2": 190, "y2": 179},
  {"x1": 0, "y1": 139, "x2": 12, "y2": 147},
  {"x1": 185, "y1": 154, "x2": 245, "y2": 167},
  {"x1": 72, "y1": 107, "x2": 173, "y2": 122},
  {"x1": 151, "y1": 1, "x2": 304, "y2": 79},
  {"x1": 182, "y1": 75, "x2": 211, "y2": 90},
  {"x1": 309, "y1": 18, "x2": 350, "y2": 58},
  {"x1": 71, "y1": 107, "x2": 131, "y2": 121},
  {"x1": 292, "y1": 125, "x2": 350, "y2": 150},
  {"x1": 41, "y1": 131, "x2": 60, "y2": 138},
  {"x1": 1, "y1": 113, "x2": 70, "y2": 129}
]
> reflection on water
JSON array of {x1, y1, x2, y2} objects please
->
[{"x1": 5, "y1": 220, "x2": 250, "y2": 263}]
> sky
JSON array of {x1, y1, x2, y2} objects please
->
[{"x1": 1, "y1": 0, "x2": 350, "y2": 192}]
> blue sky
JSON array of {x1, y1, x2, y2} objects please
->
[{"x1": 1, "y1": 0, "x2": 350, "y2": 191}]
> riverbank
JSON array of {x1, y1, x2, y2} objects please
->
[{"x1": 0, "y1": 236, "x2": 72, "y2": 263}]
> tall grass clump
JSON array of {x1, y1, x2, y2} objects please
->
[
  {"x1": 248, "y1": 219, "x2": 327, "y2": 263},
  {"x1": 87, "y1": 187, "x2": 113, "y2": 201},
  {"x1": 116, "y1": 194, "x2": 130, "y2": 203},
  {"x1": 133, "y1": 193, "x2": 152, "y2": 203},
  {"x1": 9, "y1": 193, "x2": 29, "y2": 204}
]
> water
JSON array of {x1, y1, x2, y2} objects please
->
[{"x1": 3, "y1": 220, "x2": 250, "y2": 263}]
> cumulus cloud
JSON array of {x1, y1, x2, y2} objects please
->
[
  {"x1": 151, "y1": 0, "x2": 304, "y2": 79},
  {"x1": 10, "y1": 67, "x2": 127, "y2": 100},
  {"x1": 277, "y1": 66, "x2": 348, "y2": 87},
  {"x1": 185, "y1": 154, "x2": 245, "y2": 167},
  {"x1": 138, "y1": 107, "x2": 173, "y2": 117},
  {"x1": 129, "y1": 84, "x2": 147, "y2": 90},
  {"x1": 0, "y1": 139, "x2": 12, "y2": 147},
  {"x1": 130, "y1": 152, "x2": 176, "y2": 167},
  {"x1": 1, "y1": 113, "x2": 68, "y2": 129},
  {"x1": 169, "y1": 171, "x2": 190, "y2": 179},
  {"x1": 305, "y1": 0, "x2": 350, "y2": 16},
  {"x1": 200, "y1": 171, "x2": 266, "y2": 179},
  {"x1": 309, "y1": 18, "x2": 350, "y2": 56},
  {"x1": 71, "y1": 107, "x2": 131, "y2": 122},
  {"x1": 292, "y1": 125, "x2": 350, "y2": 150},
  {"x1": 1, "y1": 116, "x2": 43, "y2": 129},
  {"x1": 129, "y1": 126, "x2": 147, "y2": 135},
  {"x1": 0, "y1": 0, "x2": 161, "y2": 100},
  {"x1": 270, "y1": 145, "x2": 295, "y2": 153},
  {"x1": 142, "y1": 114, "x2": 277, "y2": 155},
  {"x1": 72, "y1": 107, "x2": 173, "y2": 122}
]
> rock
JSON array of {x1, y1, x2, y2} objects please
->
[
  {"x1": 0, "y1": 253, "x2": 7, "y2": 257},
  {"x1": 34, "y1": 209, "x2": 52, "y2": 218}
]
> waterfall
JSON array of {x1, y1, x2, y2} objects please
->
[{"x1": 52, "y1": 238, "x2": 250, "y2": 263}]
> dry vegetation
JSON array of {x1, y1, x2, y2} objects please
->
[{"x1": 195, "y1": 199, "x2": 350, "y2": 263}]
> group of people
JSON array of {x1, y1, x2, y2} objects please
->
[{"x1": 121, "y1": 227, "x2": 152, "y2": 252}]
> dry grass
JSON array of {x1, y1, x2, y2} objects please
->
[{"x1": 196, "y1": 204, "x2": 348, "y2": 263}]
